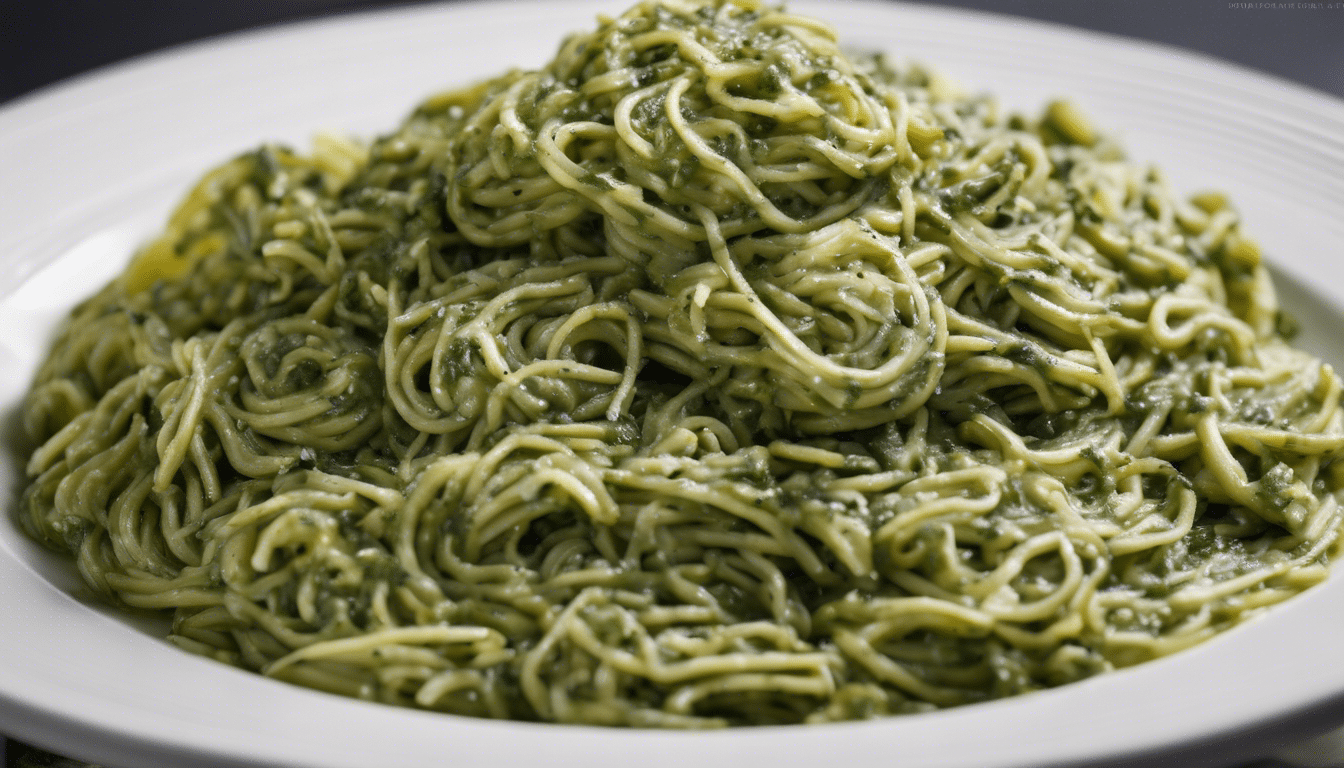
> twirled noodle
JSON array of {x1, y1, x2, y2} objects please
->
[{"x1": 19, "y1": 0, "x2": 1344, "y2": 726}]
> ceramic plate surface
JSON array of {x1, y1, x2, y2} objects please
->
[{"x1": 2, "y1": 2, "x2": 1344, "y2": 767}]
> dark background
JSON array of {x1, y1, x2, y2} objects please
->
[{"x1": 2, "y1": 0, "x2": 1343, "y2": 107}]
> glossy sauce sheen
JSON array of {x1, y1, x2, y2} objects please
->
[{"x1": 18, "y1": 0, "x2": 1344, "y2": 727}]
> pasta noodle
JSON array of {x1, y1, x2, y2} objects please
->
[{"x1": 18, "y1": 0, "x2": 1344, "y2": 726}]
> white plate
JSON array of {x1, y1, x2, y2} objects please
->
[{"x1": 3, "y1": 2, "x2": 1344, "y2": 767}]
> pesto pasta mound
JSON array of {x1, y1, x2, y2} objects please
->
[{"x1": 20, "y1": 0, "x2": 1344, "y2": 726}]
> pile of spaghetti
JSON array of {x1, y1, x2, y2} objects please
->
[{"x1": 21, "y1": 0, "x2": 1344, "y2": 726}]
